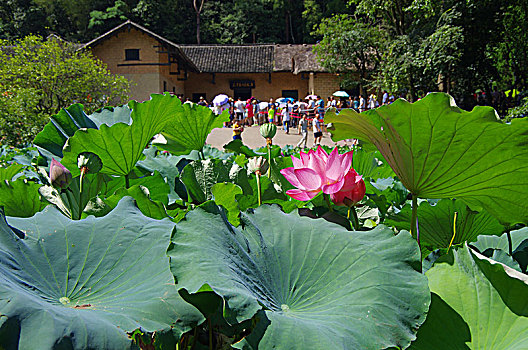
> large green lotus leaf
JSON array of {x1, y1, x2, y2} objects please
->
[
  {"x1": 326, "y1": 93, "x2": 528, "y2": 225},
  {"x1": 39, "y1": 172, "x2": 112, "y2": 220},
  {"x1": 33, "y1": 104, "x2": 97, "y2": 158},
  {"x1": 410, "y1": 245, "x2": 528, "y2": 349},
  {"x1": 103, "y1": 171, "x2": 170, "y2": 204},
  {"x1": 472, "y1": 227, "x2": 528, "y2": 253},
  {"x1": 365, "y1": 177, "x2": 409, "y2": 218},
  {"x1": 385, "y1": 199, "x2": 504, "y2": 251},
  {"x1": 352, "y1": 148, "x2": 395, "y2": 180},
  {"x1": 1, "y1": 197, "x2": 203, "y2": 349},
  {"x1": 0, "y1": 164, "x2": 24, "y2": 181},
  {"x1": 180, "y1": 159, "x2": 251, "y2": 204},
  {"x1": 0, "y1": 179, "x2": 46, "y2": 217},
  {"x1": 211, "y1": 182, "x2": 243, "y2": 226},
  {"x1": 61, "y1": 93, "x2": 182, "y2": 176},
  {"x1": 88, "y1": 105, "x2": 134, "y2": 128},
  {"x1": 137, "y1": 147, "x2": 195, "y2": 201},
  {"x1": 224, "y1": 139, "x2": 282, "y2": 159},
  {"x1": 169, "y1": 205, "x2": 430, "y2": 350},
  {"x1": 154, "y1": 103, "x2": 229, "y2": 155},
  {"x1": 84, "y1": 185, "x2": 169, "y2": 220},
  {"x1": 235, "y1": 173, "x2": 298, "y2": 212}
]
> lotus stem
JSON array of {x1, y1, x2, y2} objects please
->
[
  {"x1": 267, "y1": 142, "x2": 272, "y2": 178},
  {"x1": 124, "y1": 173, "x2": 130, "y2": 189},
  {"x1": 507, "y1": 230, "x2": 513, "y2": 255},
  {"x1": 256, "y1": 172, "x2": 262, "y2": 206},
  {"x1": 447, "y1": 211, "x2": 458, "y2": 253},
  {"x1": 350, "y1": 206, "x2": 359, "y2": 231},
  {"x1": 200, "y1": 148, "x2": 205, "y2": 160},
  {"x1": 323, "y1": 193, "x2": 333, "y2": 212},
  {"x1": 411, "y1": 194, "x2": 418, "y2": 241}
]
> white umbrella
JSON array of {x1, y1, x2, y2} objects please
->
[
  {"x1": 305, "y1": 94, "x2": 317, "y2": 99},
  {"x1": 259, "y1": 101, "x2": 269, "y2": 110},
  {"x1": 294, "y1": 101, "x2": 308, "y2": 109},
  {"x1": 212, "y1": 94, "x2": 229, "y2": 106},
  {"x1": 333, "y1": 91, "x2": 349, "y2": 98}
]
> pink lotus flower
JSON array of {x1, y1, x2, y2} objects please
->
[
  {"x1": 330, "y1": 169, "x2": 366, "y2": 207},
  {"x1": 280, "y1": 147, "x2": 353, "y2": 201}
]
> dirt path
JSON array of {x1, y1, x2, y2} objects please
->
[{"x1": 206, "y1": 124, "x2": 340, "y2": 150}]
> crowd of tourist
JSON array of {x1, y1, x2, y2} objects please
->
[
  {"x1": 186, "y1": 91, "x2": 397, "y2": 128},
  {"x1": 181, "y1": 92, "x2": 397, "y2": 147}
]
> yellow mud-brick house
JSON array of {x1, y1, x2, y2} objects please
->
[{"x1": 82, "y1": 20, "x2": 341, "y2": 102}]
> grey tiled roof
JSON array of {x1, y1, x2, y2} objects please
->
[{"x1": 180, "y1": 45, "x2": 275, "y2": 73}]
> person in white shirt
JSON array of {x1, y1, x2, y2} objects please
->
[
  {"x1": 382, "y1": 90, "x2": 389, "y2": 105},
  {"x1": 296, "y1": 114, "x2": 309, "y2": 148},
  {"x1": 359, "y1": 95, "x2": 366, "y2": 112},
  {"x1": 313, "y1": 114, "x2": 322, "y2": 146},
  {"x1": 234, "y1": 97, "x2": 245, "y2": 121},
  {"x1": 368, "y1": 94, "x2": 378, "y2": 109},
  {"x1": 282, "y1": 103, "x2": 291, "y2": 134}
]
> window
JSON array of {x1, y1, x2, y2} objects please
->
[
  {"x1": 125, "y1": 49, "x2": 140, "y2": 61},
  {"x1": 282, "y1": 90, "x2": 298, "y2": 101}
]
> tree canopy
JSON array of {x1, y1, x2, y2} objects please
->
[
  {"x1": 0, "y1": 0, "x2": 525, "y2": 110},
  {"x1": 0, "y1": 35, "x2": 130, "y2": 146},
  {"x1": 313, "y1": 0, "x2": 526, "y2": 107}
]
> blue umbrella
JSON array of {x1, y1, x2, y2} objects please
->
[
  {"x1": 277, "y1": 97, "x2": 294, "y2": 103},
  {"x1": 333, "y1": 91, "x2": 349, "y2": 98}
]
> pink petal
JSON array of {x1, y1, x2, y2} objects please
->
[
  {"x1": 294, "y1": 168, "x2": 323, "y2": 191},
  {"x1": 300, "y1": 151, "x2": 310, "y2": 164},
  {"x1": 315, "y1": 146, "x2": 329, "y2": 161},
  {"x1": 280, "y1": 167, "x2": 305, "y2": 190},
  {"x1": 322, "y1": 177, "x2": 346, "y2": 194},
  {"x1": 330, "y1": 191, "x2": 347, "y2": 206},
  {"x1": 325, "y1": 147, "x2": 345, "y2": 182},
  {"x1": 340, "y1": 170, "x2": 361, "y2": 192},
  {"x1": 291, "y1": 155, "x2": 304, "y2": 168},
  {"x1": 286, "y1": 188, "x2": 319, "y2": 201},
  {"x1": 307, "y1": 151, "x2": 326, "y2": 176},
  {"x1": 340, "y1": 151, "x2": 353, "y2": 172}
]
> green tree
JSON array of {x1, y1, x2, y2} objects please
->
[
  {"x1": 0, "y1": 35, "x2": 130, "y2": 146},
  {"x1": 313, "y1": 15, "x2": 385, "y2": 94},
  {"x1": 489, "y1": 0, "x2": 528, "y2": 92}
]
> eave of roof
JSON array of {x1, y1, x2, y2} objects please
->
[
  {"x1": 180, "y1": 44, "x2": 275, "y2": 73},
  {"x1": 80, "y1": 20, "x2": 199, "y2": 72}
]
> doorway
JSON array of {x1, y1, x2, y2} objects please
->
[{"x1": 233, "y1": 87, "x2": 252, "y2": 101}]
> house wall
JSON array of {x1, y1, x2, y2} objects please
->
[
  {"x1": 89, "y1": 27, "x2": 185, "y2": 102},
  {"x1": 89, "y1": 26, "x2": 340, "y2": 102},
  {"x1": 184, "y1": 72, "x2": 312, "y2": 101},
  {"x1": 313, "y1": 73, "x2": 341, "y2": 100}
]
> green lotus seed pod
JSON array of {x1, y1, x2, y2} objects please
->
[
  {"x1": 260, "y1": 123, "x2": 277, "y2": 139},
  {"x1": 77, "y1": 152, "x2": 102, "y2": 174}
]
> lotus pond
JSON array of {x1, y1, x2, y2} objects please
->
[{"x1": 0, "y1": 92, "x2": 527, "y2": 349}]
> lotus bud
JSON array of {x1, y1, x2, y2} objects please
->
[
  {"x1": 248, "y1": 156, "x2": 269, "y2": 175},
  {"x1": 260, "y1": 123, "x2": 277, "y2": 144},
  {"x1": 77, "y1": 152, "x2": 102, "y2": 175},
  {"x1": 49, "y1": 159, "x2": 72, "y2": 189}
]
